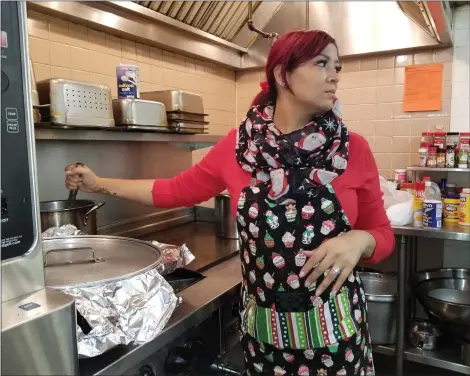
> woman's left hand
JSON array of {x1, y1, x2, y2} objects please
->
[{"x1": 299, "y1": 230, "x2": 376, "y2": 296}]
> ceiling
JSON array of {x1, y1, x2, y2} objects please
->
[{"x1": 134, "y1": 1, "x2": 261, "y2": 41}]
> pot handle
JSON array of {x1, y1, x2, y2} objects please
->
[
  {"x1": 83, "y1": 202, "x2": 105, "y2": 226},
  {"x1": 44, "y1": 247, "x2": 105, "y2": 266}
]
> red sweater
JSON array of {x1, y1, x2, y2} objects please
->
[{"x1": 153, "y1": 129, "x2": 395, "y2": 264}]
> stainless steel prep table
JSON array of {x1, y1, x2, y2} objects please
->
[{"x1": 388, "y1": 224, "x2": 470, "y2": 376}]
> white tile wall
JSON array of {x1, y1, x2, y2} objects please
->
[
  {"x1": 445, "y1": 4, "x2": 470, "y2": 268},
  {"x1": 450, "y1": 5, "x2": 470, "y2": 133}
]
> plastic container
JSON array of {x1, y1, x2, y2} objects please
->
[
  {"x1": 446, "y1": 132, "x2": 460, "y2": 148},
  {"x1": 413, "y1": 181, "x2": 426, "y2": 227},
  {"x1": 421, "y1": 132, "x2": 434, "y2": 145},
  {"x1": 436, "y1": 149, "x2": 446, "y2": 168},
  {"x1": 394, "y1": 169, "x2": 407, "y2": 184},
  {"x1": 433, "y1": 132, "x2": 446, "y2": 149},
  {"x1": 460, "y1": 132, "x2": 470, "y2": 151},
  {"x1": 427, "y1": 147, "x2": 437, "y2": 168},
  {"x1": 116, "y1": 64, "x2": 140, "y2": 99},
  {"x1": 423, "y1": 181, "x2": 442, "y2": 228},
  {"x1": 443, "y1": 195, "x2": 460, "y2": 224},
  {"x1": 424, "y1": 180, "x2": 441, "y2": 201},
  {"x1": 459, "y1": 188, "x2": 470, "y2": 227},
  {"x1": 456, "y1": 148, "x2": 468, "y2": 168},
  {"x1": 418, "y1": 146, "x2": 429, "y2": 167},
  {"x1": 423, "y1": 200, "x2": 442, "y2": 228},
  {"x1": 445, "y1": 145, "x2": 455, "y2": 168}
]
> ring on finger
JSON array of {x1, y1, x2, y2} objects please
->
[{"x1": 330, "y1": 265, "x2": 342, "y2": 277}]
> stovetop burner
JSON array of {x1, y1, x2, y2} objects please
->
[{"x1": 164, "y1": 269, "x2": 205, "y2": 293}]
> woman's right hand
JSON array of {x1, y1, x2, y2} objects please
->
[{"x1": 65, "y1": 163, "x2": 100, "y2": 193}]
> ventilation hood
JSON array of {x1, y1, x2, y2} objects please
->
[{"x1": 28, "y1": 1, "x2": 454, "y2": 70}]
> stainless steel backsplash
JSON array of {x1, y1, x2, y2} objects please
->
[{"x1": 35, "y1": 140, "x2": 193, "y2": 228}]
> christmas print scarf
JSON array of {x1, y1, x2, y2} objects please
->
[{"x1": 236, "y1": 99, "x2": 349, "y2": 196}]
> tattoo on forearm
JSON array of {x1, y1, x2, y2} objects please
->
[{"x1": 98, "y1": 188, "x2": 117, "y2": 197}]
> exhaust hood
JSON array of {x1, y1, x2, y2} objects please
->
[{"x1": 28, "y1": 1, "x2": 454, "y2": 70}]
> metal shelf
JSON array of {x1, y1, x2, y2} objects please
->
[
  {"x1": 392, "y1": 224, "x2": 470, "y2": 242},
  {"x1": 374, "y1": 344, "x2": 470, "y2": 375},
  {"x1": 407, "y1": 167, "x2": 470, "y2": 173},
  {"x1": 34, "y1": 127, "x2": 222, "y2": 151}
]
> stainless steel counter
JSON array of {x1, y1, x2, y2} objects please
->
[
  {"x1": 137, "y1": 222, "x2": 239, "y2": 272},
  {"x1": 392, "y1": 224, "x2": 470, "y2": 242},
  {"x1": 79, "y1": 255, "x2": 242, "y2": 376}
]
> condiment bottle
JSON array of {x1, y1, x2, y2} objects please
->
[
  {"x1": 436, "y1": 149, "x2": 446, "y2": 168},
  {"x1": 427, "y1": 147, "x2": 437, "y2": 168},
  {"x1": 443, "y1": 194, "x2": 460, "y2": 224},
  {"x1": 456, "y1": 148, "x2": 468, "y2": 168},
  {"x1": 459, "y1": 188, "x2": 470, "y2": 227},
  {"x1": 446, "y1": 145, "x2": 455, "y2": 168},
  {"x1": 433, "y1": 132, "x2": 446, "y2": 149},
  {"x1": 413, "y1": 181, "x2": 426, "y2": 227},
  {"x1": 418, "y1": 144, "x2": 431, "y2": 167}
]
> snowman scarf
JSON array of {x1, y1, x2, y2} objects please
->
[{"x1": 236, "y1": 100, "x2": 349, "y2": 201}]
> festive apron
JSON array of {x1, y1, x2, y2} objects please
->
[{"x1": 235, "y1": 103, "x2": 375, "y2": 376}]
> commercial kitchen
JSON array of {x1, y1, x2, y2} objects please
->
[{"x1": 1, "y1": 1, "x2": 470, "y2": 376}]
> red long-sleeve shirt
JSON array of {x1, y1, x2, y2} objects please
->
[{"x1": 153, "y1": 129, "x2": 395, "y2": 264}]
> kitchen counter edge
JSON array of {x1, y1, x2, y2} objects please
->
[{"x1": 80, "y1": 255, "x2": 242, "y2": 376}]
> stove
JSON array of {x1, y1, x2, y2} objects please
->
[{"x1": 164, "y1": 269, "x2": 206, "y2": 293}]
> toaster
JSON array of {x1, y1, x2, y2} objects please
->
[{"x1": 112, "y1": 99, "x2": 168, "y2": 127}]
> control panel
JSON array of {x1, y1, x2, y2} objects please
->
[{"x1": 1, "y1": 2, "x2": 35, "y2": 261}]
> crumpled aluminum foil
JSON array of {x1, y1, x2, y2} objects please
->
[
  {"x1": 42, "y1": 224, "x2": 85, "y2": 238},
  {"x1": 56, "y1": 268, "x2": 180, "y2": 358},
  {"x1": 40, "y1": 224, "x2": 190, "y2": 358},
  {"x1": 152, "y1": 240, "x2": 195, "y2": 275}
]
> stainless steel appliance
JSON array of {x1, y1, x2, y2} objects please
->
[
  {"x1": 112, "y1": 98, "x2": 168, "y2": 127},
  {"x1": 36, "y1": 78, "x2": 115, "y2": 127},
  {"x1": 215, "y1": 193, "x2": 239, "y2": 240},
  {"x1": 1, "y1": 3, "x2": 78, "y2": 374},
  {"x1": 141, "y1": 90, "x2": 204, "y2": 114},
  {"x1": 358, "y1": 271, "x2": 398, "y2": 345}
]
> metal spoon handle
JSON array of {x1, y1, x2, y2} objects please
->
[{"x1": 67, "y1": 162, "x2": 84, "y2": 203}]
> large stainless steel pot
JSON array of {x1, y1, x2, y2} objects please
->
[
  {"x1": 40, "y1": 200, "x2": 105, "y2": 234},
  {"x1": 358, "y1": 271, "x2": 397, "y2": 345},
  {"x1": 215, "y1": 193, "x2": 239, "y2": 240},
  {"x1": 42, "y1": 236, "x2": 178, "y2": 358}
]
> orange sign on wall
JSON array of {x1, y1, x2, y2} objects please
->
[{"x1": 403, "y1": 64, "x2": 443, "y2": 112}]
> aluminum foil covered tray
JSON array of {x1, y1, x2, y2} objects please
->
[{"x1": 42, "y1": 235, "x2": 180, "y2": 358}]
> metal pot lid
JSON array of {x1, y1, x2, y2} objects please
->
[
  {"x1": 40, "y1": 200, "x2": 95, "y2": 212},
  {"x1": 43, "y1": 236, "x2": 162, "y2": 288}
]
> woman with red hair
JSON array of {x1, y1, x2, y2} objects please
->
[{"x1": 66, "y1": 30, "x2": 394, "y2": 375}]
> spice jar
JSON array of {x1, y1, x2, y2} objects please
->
[
  {"x1": 421, "y1": 132, "x2": 434, "y2": 145},
  {"x1": 436, "y1": 148, "x2": 446, "y2": 168},
  {"x1": 394, "y1": 169, "x2": 407, "y2": 184},
  {"x1": 427, "y1": 147, "x2": 437, "y2": 168},
  {"x1": 433, "y1": 132, "x2": 446, "y2": 149},
  {"x1": 456, "y1": 148, "x2": 468, "y2": 168},
  {"x1": 460, "y1": 132, "x2": 470, "y2": 151},
  {"x1": 446, "y1": 132, "x2": 460, "y2": 148},
  {"x1": 418, "y1": 144, "x2": 430, "y2": 167},
  {"x1": 446, "y1": 145, "x2": 455, "y2": 168}
]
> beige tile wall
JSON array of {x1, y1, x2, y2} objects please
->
[
  {"x1": 236, "y1": 49, "x2": 454, "y2": 179},
  {"x1": 27, "y1": 10, "x2": 237, "y2": 137}
]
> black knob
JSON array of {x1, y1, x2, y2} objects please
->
[
  {"x1": 135, "y1": 365, "x2": 155, "y2": 376},
  {"x1": 1, "y1": 71, "x2": 9, "y2": 92}
]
